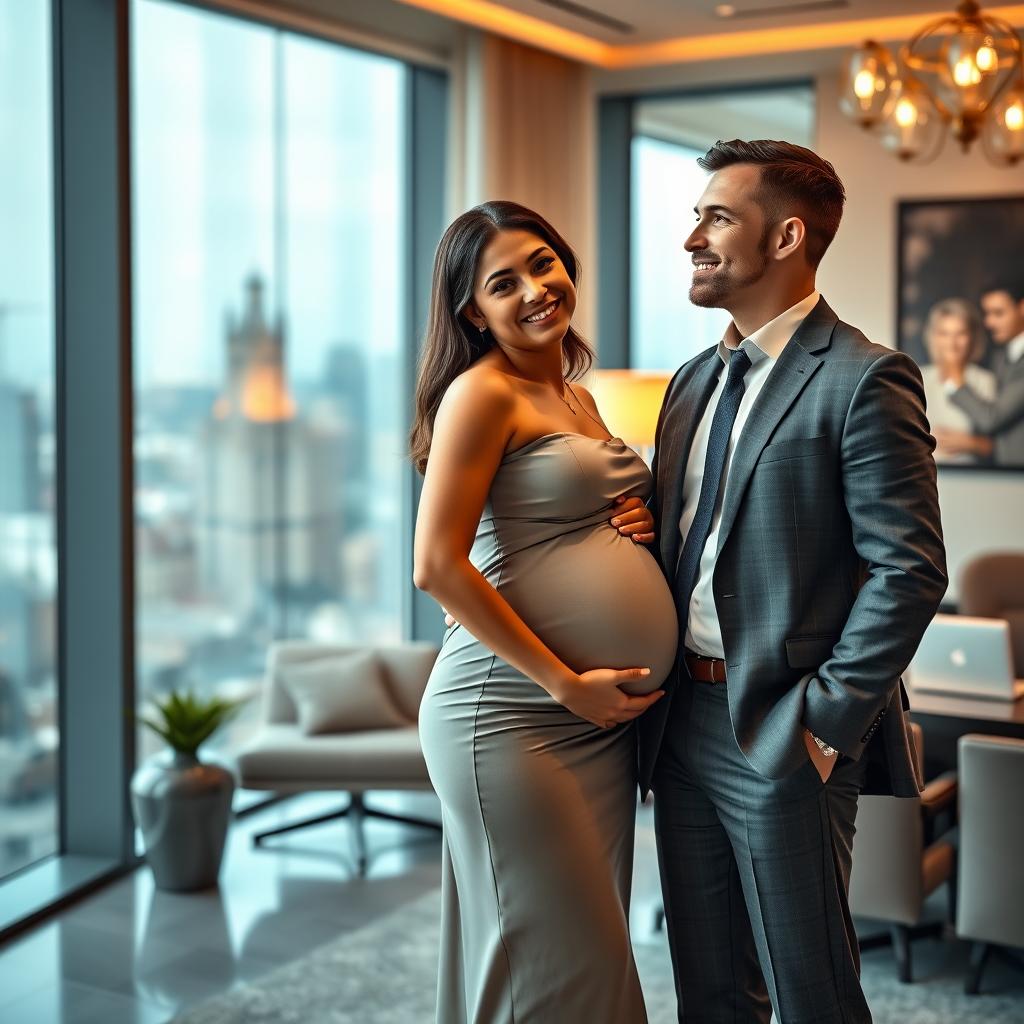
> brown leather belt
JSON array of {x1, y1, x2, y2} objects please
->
[{"x1": 684, "y1": 650, "x2": 728, "y2": 684}]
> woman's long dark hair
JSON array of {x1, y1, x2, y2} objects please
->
[{"x1": 409, "y1": 200, "x2": 593, "y2": 474}]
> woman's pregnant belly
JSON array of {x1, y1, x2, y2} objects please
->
[{"x1": 494, "y1": 525, "x2": 678, "y2": 694}]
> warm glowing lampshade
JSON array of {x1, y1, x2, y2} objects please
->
[{"x1": 589, "y1": 370, "x2": 673, "y2": 450}]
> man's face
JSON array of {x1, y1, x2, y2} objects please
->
[
  {"x1": 684, "y1": 163, "x2": 772, "y2": 310},
  {"x1": 980, "y1": 290, "x2": 1024, "y2": 345}
]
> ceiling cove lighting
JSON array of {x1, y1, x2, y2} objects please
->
[{"x1": 840, "y1": 0, "x2": 1024, "y2": 165}]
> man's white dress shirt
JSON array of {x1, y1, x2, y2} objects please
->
[{"x1": 679, "y1": 291, "x2": 820, "y2": 659}]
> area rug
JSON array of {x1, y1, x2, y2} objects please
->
[{"x1": 173, "y1": 888, "x2": 1023, "y2": 1023}]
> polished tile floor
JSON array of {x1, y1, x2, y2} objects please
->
[
  {"x1": 0, "y1": 792, "x2": 450, "y2": 1024},
  {"x1": 1, "y1": 791, "x2": 1017, "y2": 1024}
]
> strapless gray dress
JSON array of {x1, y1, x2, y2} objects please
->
[{"x1": 418, "y1": 432, "x2": 678, "y2": 1024}]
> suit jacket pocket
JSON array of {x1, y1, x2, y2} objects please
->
[
  {"x1": 759, "y1": 433, "x2": 828, "y2": 465},
  {"x1": 786, "y1": 634, "x2": 837, "y2": 669}
]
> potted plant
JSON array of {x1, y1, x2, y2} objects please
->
[{"x1": 131, "y1": 691, "x2": 245, "y2": 892}]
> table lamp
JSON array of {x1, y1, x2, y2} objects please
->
[{"x1": 588, "y1": 369, "x2": 673, "y2": 465}]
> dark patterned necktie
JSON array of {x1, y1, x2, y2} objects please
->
[{"x1": 674, "y1": 347, "x2": 752, "y2": 631}]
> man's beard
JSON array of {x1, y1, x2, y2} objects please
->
[{"x1": 689, "y1": 237, "x2": 770, "y2": 309}]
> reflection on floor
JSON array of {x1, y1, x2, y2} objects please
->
[
  {"x1": 0, "y1": 791, "x2": 1021, "y2": 1023},
  {"x1": 0, "y1": 792, "x2": 445, "y2": 1024}
]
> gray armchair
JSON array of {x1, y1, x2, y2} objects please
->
[
  {"x1": 956, "y1": 733, "x2": 1024, "y2": 994},
  {"x1": 849, "y1": 722, "x2": 958, "y2": 982},
  {"x1": 235, "y1": 641, "x2": 441, "y2": 871}
]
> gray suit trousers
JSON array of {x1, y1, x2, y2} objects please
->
[{"x1": 653, "y1": 680, "x2": 869, "y2": 1024}]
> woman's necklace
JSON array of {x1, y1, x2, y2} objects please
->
[{"x1": 558, "y1": 381, "x2": 578, "y2": 415}]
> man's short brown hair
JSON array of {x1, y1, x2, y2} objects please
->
[{"x1": 698, "y1": 139, "x2": 846, "y2": 267}]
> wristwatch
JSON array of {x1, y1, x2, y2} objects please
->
[{"x1": 811, "y1": 734, "x2": 838, "y2": 758}]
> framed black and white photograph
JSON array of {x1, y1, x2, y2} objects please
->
[{"x1": 896, "y1": 196, "x2": 1024, "y2": 471}]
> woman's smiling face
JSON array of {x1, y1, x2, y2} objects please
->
[{"x1": 463, "y1": 229, "x2": 576, "y2": 353}]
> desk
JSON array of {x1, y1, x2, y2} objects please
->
[{"x1": 908, "y1": 689, "x2": 1024, "y2": 775}]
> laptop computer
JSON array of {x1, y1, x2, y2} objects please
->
[{"x1": 910, "y1": 614, "x2": 1024, "y2": 701}]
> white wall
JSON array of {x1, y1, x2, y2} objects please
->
[{"x1": 596, "y1": 60, "x2": 1023, "y2": 601}]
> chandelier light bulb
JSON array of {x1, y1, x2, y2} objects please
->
[
  {"x1": 1006, "y1": 100, "x2": 1024, "y2": 131},
  {"x1": 976, "y1": 43, "x2": 998, "y2": 72},
  {"x1": 953, "y1": 55, "x2": 982, "y2": 87},
  {"x1": 895, "y1": 97, "x2": 919, "y2": 127},
  {"x1": 854, "y1": 69, "x2": 877, "y2": 99}
]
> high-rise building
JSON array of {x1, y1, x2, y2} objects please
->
[{"x1": 196, "y1": 276, "x2": 340, "y2": 619}]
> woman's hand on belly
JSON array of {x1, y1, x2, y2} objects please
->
[
  {"x1": 609, "y1": 496, "x2": 655, "y2": 545},
  {"x1": 550, "y1": 668, "x2": 665, "y2": 730}
]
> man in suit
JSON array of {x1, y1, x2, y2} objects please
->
[
  {"x1": 640, "y1": 140, "x2": 947, "y2": 1023},
  {"x1": 946, "y1": 281, "x2": 1024, "y2": 467}
]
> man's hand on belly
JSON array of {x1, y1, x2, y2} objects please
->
[{"x1": 609, "y1": 496, "x2": 655, "y2": 545}]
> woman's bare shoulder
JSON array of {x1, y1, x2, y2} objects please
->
[{"x1": 437, "y1": 360, "x2": 517, "y2": 427}]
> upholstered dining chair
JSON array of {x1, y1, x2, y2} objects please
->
[{"x1": 956, "y1": 733, "x2": 1024, "y2": 995}]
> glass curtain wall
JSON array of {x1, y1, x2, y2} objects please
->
[
  {"x1": 132, "y1": 0, "x2": 408, "y2": 765},
  {"x1": 630, "y1": 85, "x2": 815, "y2": 370},
  {"x1": 0, "y1": 0, "x2": 58, "y2": 882}
]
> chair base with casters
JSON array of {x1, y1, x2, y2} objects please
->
[{"x1": 251, "y1": 791, "x2": 442, "y2": 873}]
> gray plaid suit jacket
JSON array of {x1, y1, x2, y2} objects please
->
[{"x1": 638, "y1": 296, "x2": 948, "y2": 798}]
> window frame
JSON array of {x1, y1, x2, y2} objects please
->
[
  {"x1": 0, "y1": 0, "x2": 447, "y2": 942},
  {"x1": 596, "y1": 79, "x2": 816, "y2": 370}
]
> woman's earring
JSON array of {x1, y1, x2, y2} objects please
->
[{"x1": 477, "y1": 324, "x2": 486, "y2": 333}]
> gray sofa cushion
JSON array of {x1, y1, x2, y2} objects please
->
[
  {"x1": 278, "y1": 650, "x2": 408, "y2": 735},
  {"x1": 236, "y1": 724, "x2": 429, "y2": 786}
]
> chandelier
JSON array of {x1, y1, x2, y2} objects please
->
[{"x1": 840, "y1": 0, "x2": 1024, "y2": 165}]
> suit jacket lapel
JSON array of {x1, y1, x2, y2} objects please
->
[
  {"x1": 714, "y1": 297, "x2": 837, "y2": 557},
  {"x1": 657, "y1": 351, "x2": 721, "y2": 574}
]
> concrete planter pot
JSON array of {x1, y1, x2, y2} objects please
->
[{"x1": 131, "y1": 750, "x2": 235, "y2": 892}]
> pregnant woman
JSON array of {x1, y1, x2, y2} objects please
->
[{"x1": 410, "y1": 201, "x2": 678, "y2": 1023}]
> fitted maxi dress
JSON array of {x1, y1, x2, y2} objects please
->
[{"x1": 418, "y1": 432, "x2": 679, "y2": 1024}]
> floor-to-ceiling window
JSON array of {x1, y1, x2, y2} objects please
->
[
  {"x1": 132, "y1": 0, "x2": 412, "y2": 766},
  {"x1": 629, "y1": 85, "x2": 815, "y2": 369},
  {"x1": 0, "y1": 0, "x2": 444, "y2": 941},
  {"x1": 0, "y1": 0, "x2": 58, "y2": 883}
]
